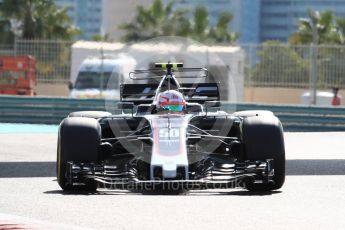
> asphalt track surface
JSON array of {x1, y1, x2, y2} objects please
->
[{"x1": 0, "y1": 128, "x2": 345, "y2": 230}]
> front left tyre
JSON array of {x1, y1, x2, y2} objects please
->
[{"x1": 57, "y1": 117, "x2": 101, "y2": 191}]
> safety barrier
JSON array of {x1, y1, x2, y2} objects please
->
[
  {"x1": 0, "y1": 95, "x2": 345, "y2": 131},
  {"x1": 0, "y1": 96, "x2": 114, "y2": 125},
  {"x1": 223, "y1": 104, "x2": 345, "y2": 131}
]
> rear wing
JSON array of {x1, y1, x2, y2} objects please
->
[{"x1": 120, "y1": 83, "x2": 220, "y2": 105}]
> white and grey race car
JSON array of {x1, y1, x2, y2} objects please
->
[{"x1": 57, "y1": 63, "x2": 285, "y2": 192}]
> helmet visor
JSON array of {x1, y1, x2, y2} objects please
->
[{"x1": 162, "y1": 104, "x2": 184, "y2": 112}]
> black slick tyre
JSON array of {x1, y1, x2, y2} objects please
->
[
  {"x1": 57, "y1": 117, "x2": 101, "y2": 191},
  {"x1": 242, "y1": 115, "x2": 285, "y2": 191}
]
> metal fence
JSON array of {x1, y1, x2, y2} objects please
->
[
  {"x1": 0, "y1": 44, "x2": 14, "y2": 56},
  {"x1": 0, "y1": 39, "x2": 73, "y2": 84},
  {"x1": 243, "y1": 44, "x2": 345, "y2": 89},
  {"x1": 0, "y1": 40, "x2": 345, "y2": 98}
]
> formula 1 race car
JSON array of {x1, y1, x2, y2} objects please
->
[{"x1": 57, "y1": 63, "x2": 285, "y2": 192}]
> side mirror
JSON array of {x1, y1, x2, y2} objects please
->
[
  {"x1": 118, "y1": 102, "x2": 134, "y2": 117},
  {"x1": 68, "y1": 82, "x2": 74, "y2": 90},
  {"x1": 186, "y1": 103, "x2": 203, "y2": 113},
  {"x1": 205, "y1": 101, "x2": 221, "y2": 108},
  {"x1": 204, "y1": 101, "x2": 221, "y2": 115},
  {"x1": 117, "y1": 102, "x2": 134, "y2": 110}
]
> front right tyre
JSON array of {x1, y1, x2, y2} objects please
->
[{"x1": 242, "y1": 115, "x2": 285, "y2": 191}]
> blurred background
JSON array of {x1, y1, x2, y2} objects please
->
[{"x1": 0, "y1": 0, "x2": 345, "y2": 106}]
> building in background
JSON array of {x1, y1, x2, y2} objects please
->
[
  {"x1": 101, "y1": 0, "x2": 260, "y2": 44},
  {"x1": 55, "y1": 0, "x2": 104, "y2": 40},
  {"x1": 260, "y1": 0, "x2": 345, "y2": 42},
  {"x1": 169, "y1": 0, "x2": 261, "y2": 44},
  {"x1": 57, "y1": 0, "x2": 345, "y2": 43}
]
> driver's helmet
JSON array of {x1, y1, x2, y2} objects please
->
[{"x1": 157, "y1": 90, "x2": 186, "y2": 113}]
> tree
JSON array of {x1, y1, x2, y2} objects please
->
[
  {"x1": 119, "y1": 0, "x2": 238, "y2": 43},
  {"x1": 316, "y1": 17, "x2": 345, "y2": 88},
  {"x1": 91, "y1": 33, "x2": 113, "y2": 42},
  {"x1": 317, "y1": 46, "x2": 345, "y2": 88},
  {"x1": 119, "y1": 0, "x2": 175, "y2": 41},
  {"x1": 335, "y1": 17, "x2": 345, "y2": 44},
  {"x1": 287, "y1": 9, "x2": 345, "y2": 88},
  {"x1": 191, "y1": 6, "x2": 208, "y2": 41},
  {"x1": 208, "y1": 12, "x2": 238, "y2": 43},
  {"x1": 252, "y1": 41, "x2": 310, "y2": 87},
  {"x1": 289, "y1": 9, "x2": 341, "y2": 45},
  {"x1": 0, "y1": 19, "x2": 14, "y2": 45},
  {"x1": 0, "y1": 0, "x2": 79, "y2": 40}
]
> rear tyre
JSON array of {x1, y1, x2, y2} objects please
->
[
  {"x1": 57, "y1": 117, "x2": 101, "y2": 191},
  {"x1": 233, "y1": 110, "x2": 274, "y2": 117},
  {"x1": 242, "y1": 115, "x2": 285, "y2": 191},
  {"x1": 68, "y1": 111, "x2": 111, "y2": 119}
]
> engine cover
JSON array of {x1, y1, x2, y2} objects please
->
[{"x1": 148, "y1": 115, "x2": 192, "y2": 180}]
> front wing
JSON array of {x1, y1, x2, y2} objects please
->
[{"x1": 65, "y1": 159, "x2": 275, "y2": 190}]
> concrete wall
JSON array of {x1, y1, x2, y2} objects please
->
[
  {"x1": 36, "y1": 83, "x2": 69, "y2": 97},
  {"x1": 244, "y1": 87, "x2": 345, "y2": 106}
]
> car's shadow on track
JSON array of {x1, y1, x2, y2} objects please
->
[
  {"x1": 188, "y1": 190, "x2": 282, "y2": 196},
  {"x1": 44, "y1": 190, "x2": 130, "y2": 196},
  {"x1": 137, "y1": 189, "x2": 282, "y2": 196},
  {"x1": 43, "y1": 189, "x2": 281, "y2": 196}
]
